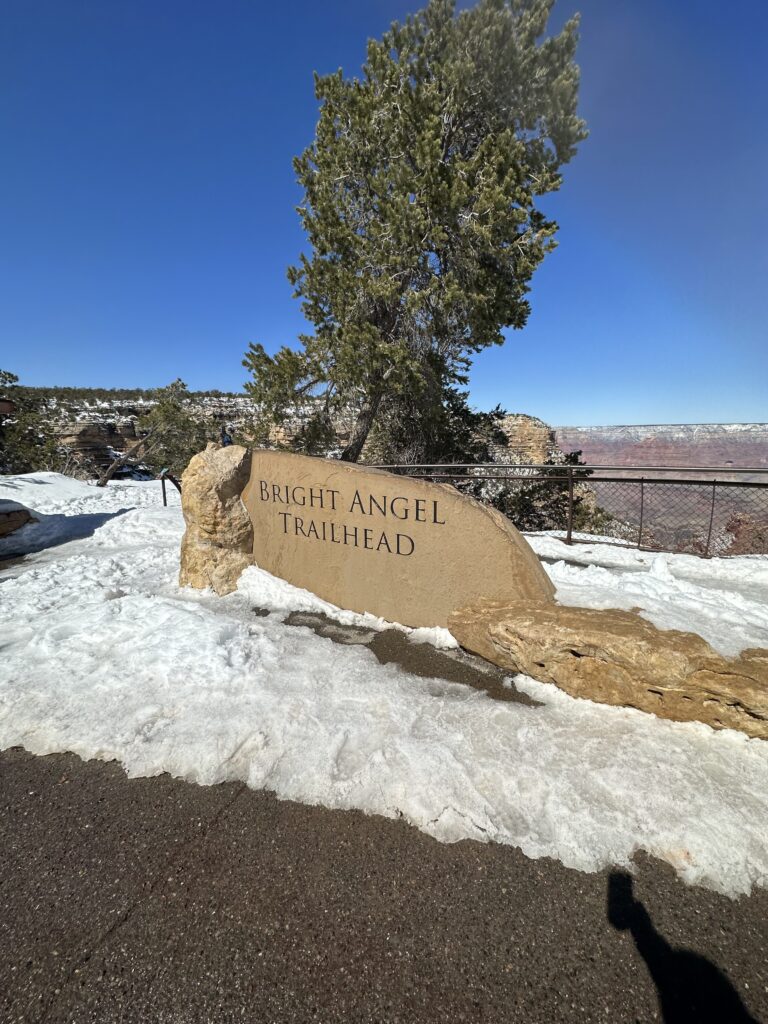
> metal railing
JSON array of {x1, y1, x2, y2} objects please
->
[
  {"x1": 367, "y1": 463, "x2": 768, "y2": 557},
  {"x1": 159, "y1": 469, "x2": 182, "y2": 506}
]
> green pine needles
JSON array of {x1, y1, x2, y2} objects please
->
[{"x1": 244, "y1": 0, "x2": 587, "y2": 462}]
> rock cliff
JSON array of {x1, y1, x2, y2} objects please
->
[{"x1": 556, "y1": 423, "x2": 768, "y2": 475}]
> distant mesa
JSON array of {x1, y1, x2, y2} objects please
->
[{"x1": 555, "y1": 422, "x2": 768, "y2": 473}]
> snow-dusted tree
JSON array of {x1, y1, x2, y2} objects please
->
[
  {"x1": 0, "y1": 370, "x2": 59, "y2": 473},
  {"x1": 244, "y1": 0, "x2": 586, "y2": 461},
  {"x1": 96, "y1": 380, "x2": 217, "y2": 485}
]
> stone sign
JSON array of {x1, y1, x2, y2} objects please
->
[
  {"x1": 179, "y1": 445, "x2": 554, "y2": 628},
  {"x1": 179, "y1": 445, "x2": 767, "y2": 739},
  {"x1": 237, "y1": 449, "x2": 554, "y2": 628}
]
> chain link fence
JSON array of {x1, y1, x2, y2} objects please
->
[{"x1": 370, "y1": 464, "x2": 768, "y2": 557}]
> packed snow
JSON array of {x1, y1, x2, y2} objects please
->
[
  {"x1": 526, "y1": 532, "x2": 768, "y2": 657},
  {"x1": 1, "y1": 473, "x2": 768, "y2": 898}
]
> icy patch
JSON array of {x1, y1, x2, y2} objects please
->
[{"x1": 407, "y1": 626, "x2": 459, "y2": 649}]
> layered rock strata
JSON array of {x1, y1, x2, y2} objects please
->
[{"x1": 449, "y1": 600, "x2": 768, "y2": 740}]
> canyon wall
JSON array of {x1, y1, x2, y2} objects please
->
[{"x1": 555, "y1": 423, "x2": 768, "y2": 475}]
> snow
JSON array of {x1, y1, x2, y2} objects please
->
[
  {"x1": 0, "y1": 470, "x2": 98, "y2": 507},
  {"x1": 0, "y1": 499, "x2": 29, "y2": 514},
  {"x1": 1, "y1": 473, "x2": 768, "y2": 898},
  {"x1": 526, "y1": 532, "x2": 768, "y2": 657},
  {"x1": 0, "y1": 473, "x2": 156, "y2": 560}
]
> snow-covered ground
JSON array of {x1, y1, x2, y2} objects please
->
[
  {"x1": 526, "y1": 531, "x2": 768, "y2": 658},
  {"x1": 1, "y1": 473, "x2": 768, "y2": 898}
]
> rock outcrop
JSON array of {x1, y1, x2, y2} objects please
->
[
  {"x1": 449, "y1": 600, "x2": 768, "y2": 739},
  {"x1": 179, "y1": 444, "x2": 254, "y2": 595},
  {"x1": 0, "y1": 500, "x2": 35, "y2": 539},
  {"x1": 494, "y1": 413, "x2": 561, "y2": 464},
  {"x1": 55, "y1": 420, "x2": 139, "y2": 471}
]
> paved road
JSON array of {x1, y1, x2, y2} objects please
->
[{"x1": 1, "y1": 747, "x2": 766, "y2": 1023}]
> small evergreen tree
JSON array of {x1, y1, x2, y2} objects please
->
[
  {"x1": 366, "y1": 377, "x2": 508, "y2": 468},
  {"x1": 244, "y1": 0, "x2": 586, "y2": 462},
  {"x1": 137, "y1": 380, "x2": 218, "y2": 477},
  {"x1": 95, "y1": 380, "x2": 218, "y2": 485},
  {"x1": 0, "y1": 370, "x2": 60, "y2": 473},
  {"x1": 492, "y1": 450, "x2": 592, "y2": 531}
]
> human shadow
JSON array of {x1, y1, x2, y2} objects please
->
[
  {"x1": 0, "y1": 509, "x2": 132, "y2": 560},
  {"x1": 607, "y1": 872, "x2": 759, "y2": 1023}
]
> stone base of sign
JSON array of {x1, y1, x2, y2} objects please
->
[
  {"x1": 449, "y1": 600, "x2": 768, "y2": 740},
  {"x1": 179, "y1": 444, "x2": 254, "y2": 595}
]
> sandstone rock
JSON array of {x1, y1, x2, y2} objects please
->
[
  {"x1": 179, "y1": 443, "x2": 253, "y2": 595},
  {"x1": 495, "y1": 413, "x2": 560, "y2": 464},
  {"x1": 449, "y1": 600, "x2": 768, "y2": 740},
  {"x1": 56, "y1": 421, "x2": 112, "y2": 448},
  {"x1": 241, "y1": 449, "x2": 554, "y2": 628},
  {"x1": 0, "y1": 500, "x2": 35, "y2": 539},
  {"x1": 117, "y1": 418, "x2": 137, "y2": 440},
  {"x1": 55, "y1": 420, "x2": 133, "y2": 470}
]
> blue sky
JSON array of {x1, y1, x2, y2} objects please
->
[{"x1": 1, "y1": 0, "x2": 766, "y2": 425}]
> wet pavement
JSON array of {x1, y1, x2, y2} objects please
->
[{"x1": 283, "y1": 610, "x2": 539, "y2": 705}]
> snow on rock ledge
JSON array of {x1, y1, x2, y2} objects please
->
[
  {"x1": 450, "y1": 600, "x2": 768, "y2": 740},
  {"x1": 0, "y1": 499, "x2": 35, "y2": 539},
  {"x1": 179, "y1": 443, "x2": 253, "y2": 594}
]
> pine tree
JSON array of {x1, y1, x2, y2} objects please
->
[
  {"x1": 95, "y1": 380, "x2": 218, "y2": 485},
  {"x1": 492, "y1": 450, "x2": 593, "y2": 531},
  {"x1": 244, "y1": 0, "x2": 586, "y2": 461},
  {"x1": 0, "y1": 370, "x2": 60, "y2": 473}
]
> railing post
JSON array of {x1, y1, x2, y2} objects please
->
[
  {"x1": 161, "y1": 475, "x2": 167, "y2": 507},
  {"x1": 638, "y1": 478, "x2": 645, "y2": 549},
  {"x1": 565, "y1": 466, "x2": 574, "y2": 545},
  {"x1": 704, "y1": 481, "x2": 717, "y2": 557}
]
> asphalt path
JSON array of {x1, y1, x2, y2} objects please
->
[{"x1": 1, "y1": 746, "x2": 766, "y2": 1024}]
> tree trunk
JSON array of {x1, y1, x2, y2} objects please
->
[
  {"x1": 96, "y1": 433, "x2": 155, "y2": 487},
  {"x1": 339, "y1": 393, "x2": 382, "y2": 463}
]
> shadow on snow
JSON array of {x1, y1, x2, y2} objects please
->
[{"x1": 0, "y1": 509, "x2": 133, "y2": 561}]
